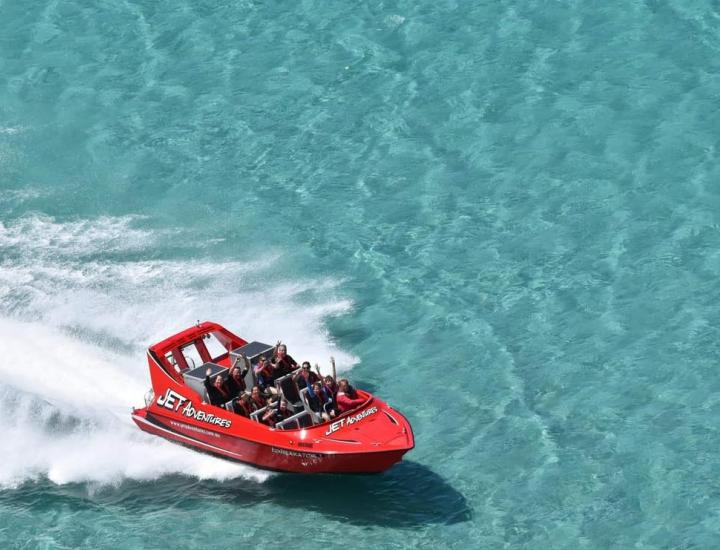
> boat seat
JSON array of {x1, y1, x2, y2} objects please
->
[
  {"x1": 299, "y1": 387, "x2": 321, "y2": 424},
  {"x1": 230, "y1": 341, "x2": 274, "y2": 391},
  {"x1": 297, "y1": 411, "x2": 314, "y2": 428},
  {"x1": 228, "y1": 356, "x2": 255, "y2": 392},
  {"x1": 250, "y1": 406, "x2": 268, "y2": 423},
  {"x1": 275, "y1": 411, "x2": 313, "y2": 431},
  {"x1": 275, "y1": 374, "x2": 303, "y2": 413},
  {"x1": 244, "y1": 366, "x2": 257, "y2": 391},
  {"x1": 183, "y1": 362, "x2": 228, "y2": 403}
]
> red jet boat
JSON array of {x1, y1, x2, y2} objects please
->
[{"x1": 132, "y1": 322, "x2": 414, "y2": 473}]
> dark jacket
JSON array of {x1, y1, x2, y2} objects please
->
[
  {"x1": 232, "y1": 398, "x2": 253, "y2": 418},
  {"x1": 225, "y1": 373, "x2": 246, "y2": 397},
  {"x1": 251, "y1": 395, "x2": 267, "y2": 411},
  {"x1": 295, "y1": 371, "x2": 320, "y2": 390},
  {"x1": 271, "y1": 354, "x2": 298, "y2": 378},
  {"x1": 204, "y1": 375, "x2": 231, "y2": 406},
  {"x1": 306, "y1": 392, "x2": 322, "y2": 413}
]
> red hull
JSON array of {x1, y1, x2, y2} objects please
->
[
  {"x1": 133, "y1": 322, "x2": 414, "y2": 474},
  {"x1": 132, "y1": 408, "x2": 410, "y2": 473}
]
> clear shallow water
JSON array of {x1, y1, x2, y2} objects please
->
[{"x1": 1, "y1": 0, "x2": 720, "y2": 548}]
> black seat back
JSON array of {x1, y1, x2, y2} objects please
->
[
  {"x1": 275, "y1": 411, "x2": 313, "y2": 430},
  {"x1": 297, "y1": 412, "x2": 313, "y2": 428},
  {"x1": 276, "y1": 375, "x2": 302, "y2": 408}
]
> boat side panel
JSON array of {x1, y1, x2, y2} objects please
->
[{"x1": 133, "y1": 409, "x2": 406, "y2": 473}]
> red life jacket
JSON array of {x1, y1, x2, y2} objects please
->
[
  {"x1": 256, "y1": 363, "x2": 273, "y2": 378},
  {"x1": 230, "y1": 374, "x2": 246, "y2": 392},
  {"x1": 237, "y1": 400, "x2": 253, "y2": 417},
  {"x1": 216, "y1": 384, "x2": 230, "y2": 400},
  {"x1": 272, "y1": 354, "x2": 297, "y2": 375},
  {"x1": 337, "y1": 392, "x2": 365, "y2": 413}
]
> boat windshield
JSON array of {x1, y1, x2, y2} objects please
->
[
  {"x1": 204, "y1": 331, "x2": 232, "y2": 361},
  {"x1": 180, "y1": 342, "x2": 204, "y2": 369}
]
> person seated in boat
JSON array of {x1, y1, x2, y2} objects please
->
[
  {"x1": 259, "y1": 395, "x2": 277, "y2": 426},
  {"x1": 277, "y1": 399, "x2": 293, "y2": 421},
  {"x1": 307, "y1": 381, "x2": 333, "y2": 422},
  {"x1": 336, "y1": 379, "x2": 365, "y2": 414},
  {"x1": 322, "y1": 374, "x2": 338, "y2": 397},
  {"x1": 317, "y1": 380, "x2": 337, "y2": 418},
  {"x1": 204, "y1": 368, "x2": 231, "y2": 407},
  {"x1": 261, "y1": 398, "x2": 293, "y2": 427},
  {"x1": 305, "y1": 381, "x2": 321, "y2": 413},
  {"x1": 250, "y1": 385, "x2": 267, "y2": 411},
  {"x1": 225, "y1": 365, "x2": 247, "y2": 398},
  {"x1": 319, "y1": 377, "x2": 338, "y2": 417},
  {"x1": 293, "y1": 361, "x2": 320, "y2": 390},
  {"x1": 314, "y1": 357, "x2": 337, "y2": 385},
  {"x1": 231, "y1": 393, "x2": 253, "y2": 418},
  {"x1": 270, "y1": 343, "x2": 298, "y2": 378},
  {"x1": 230, "y1": 352, "x2": 250, "y2": 378},
  {"x1": 316, "y1": 357, "x2": 338, "y2": 388},
  {"x1": 254, "y1": 356, "x2": 275, "y2": 390}
]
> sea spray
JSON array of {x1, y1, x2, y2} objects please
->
[{"x1": 0, "y1": 214, "x2": 356, "y2": 487}]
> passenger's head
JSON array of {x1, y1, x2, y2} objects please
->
[
  {"x1": 338, "y1": 379, "x2": 349, "y2": 392},
  {"x1": 214, "y1": 375, "x2": 224, "y2": 388},
  {"x1": 257, "y1": 356, "x2": 268, "y2": 369},
  {"x1": 313, "y1": 381, "x2": 322, "y2": 393},
  {"x1": 324, "y1": 375, "x2": 335, "y2": 386},
  {"x1": 231, "y1": 367, "x2": 242, "y2": 380},
  {"x1": 300, "y1": 362, "x2": 311, "y2": 376},
  {"x1": 251, "y1": 386, "x2": 261, "y2": 398},
  {"x1": 279, "y1": 399, "x2": 288, "y2": 411},
  {"x1": 276, "y1": 344, "x2": 287, "y2": 358},
  {"x1": 240, "y1": 393, "x2": 251, "y2": 404}
]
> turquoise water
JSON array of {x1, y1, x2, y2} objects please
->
[{"x1": 1, "y1": 0, "x2": 720, "y2": 547}]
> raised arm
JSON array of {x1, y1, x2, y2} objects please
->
[
  {"x1": 238, "y1": 353, "x2": 250, "y2": 375},
  {"x1": 272, "y1": 340, "x2": 281, "y2": 358},
  {"x1": 203, "y1": 367, "x2": 213, "y2": 394},
  {"x1": 330, "y1": 356, "x2": 336, "y2": 381}
]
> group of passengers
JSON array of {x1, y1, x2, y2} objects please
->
[{"x1": 203, "y1": 342, "x2": 366, "y2": 427}]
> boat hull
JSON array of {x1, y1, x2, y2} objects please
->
[{"x1": 132, "y1": 408, "x2": 411, "y2": 474}]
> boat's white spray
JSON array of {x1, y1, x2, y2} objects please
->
[{"x1": 0, "y1": 214, "x2": 356, "y2": 489}]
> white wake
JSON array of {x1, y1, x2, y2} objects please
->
[{"x1": 0, "y1": 213, "x2": 355, "y2": 488}]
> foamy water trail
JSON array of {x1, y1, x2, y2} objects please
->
[
  {"x1": 0, "y1": 213, "x2": 356, "y2": 488},
  {"x1": 0, "y1": 318, "x2": 268, "y2": 488}
]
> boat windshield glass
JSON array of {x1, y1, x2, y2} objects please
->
[
  {"x1": 180, "y1": 342, "x2": 203, "y2": 369},
  {"x1": 204, "y1": 331, "x2": 231, "y2": 361}
]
